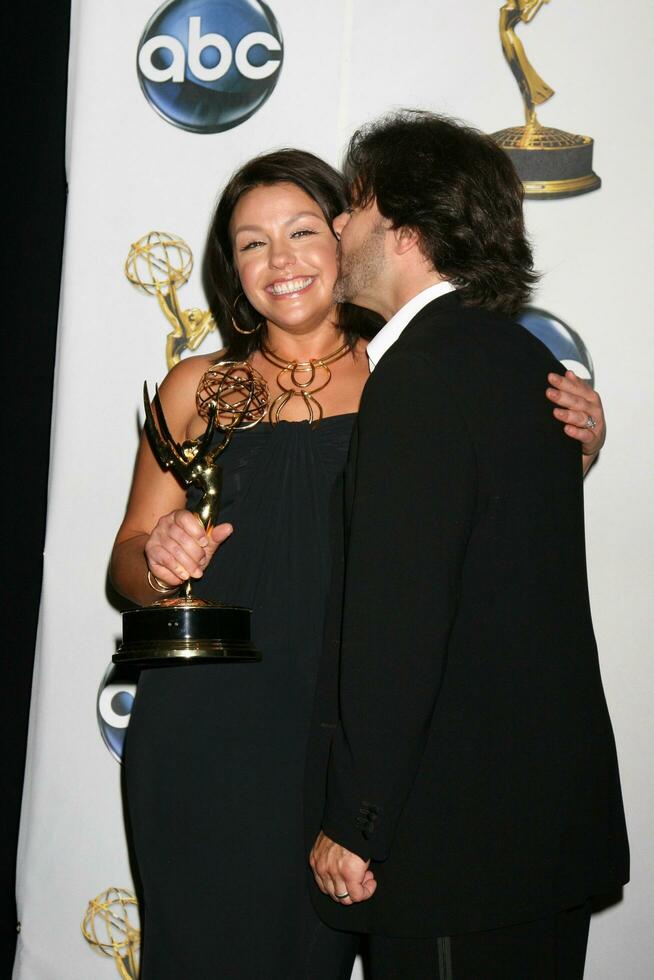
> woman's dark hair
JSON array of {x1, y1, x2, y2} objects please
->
[
  {"x1": 344, "y1": 110, "x2": 538, "y2": 317},
  {"x1": 206, "y1": 148, "x2": 382, "y2": 359}
]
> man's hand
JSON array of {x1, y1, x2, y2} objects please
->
[{"x1": 309, "y1": 831, "x2": 377, "y2": 905}]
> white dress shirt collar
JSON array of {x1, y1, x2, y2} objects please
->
[{"x1": 366, "y1": 281, "x2": 456, "y2": 371}]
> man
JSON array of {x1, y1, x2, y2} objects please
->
[{"x1": 308, "y1": 111, "x2": 628, "y2": 978}]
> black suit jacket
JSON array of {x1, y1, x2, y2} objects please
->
[{"x1": 308, "y1": 292, "x2": 629, "y2": 937}]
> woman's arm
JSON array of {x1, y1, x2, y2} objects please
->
[
  {"x1": 546, "y1": 370, "x2": 606, "y2": 476},
  {"x1": 110, "y1": 354, "x2": 231, "y2": 606}
]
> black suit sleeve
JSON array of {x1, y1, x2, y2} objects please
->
[{"x1": 322, "y1": 351, "x2": 477, "y2": 861}]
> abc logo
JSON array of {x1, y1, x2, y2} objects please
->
[
  {"x1": 137, "y1": 0, "x2": 284, "y2": 134},
  {"x1": 97, "y1": 663, "x2": 138, "y2": 763}
]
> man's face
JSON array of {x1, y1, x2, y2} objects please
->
[{"x1": 332, "y1": 198, "x2": 388, "y2": 309}]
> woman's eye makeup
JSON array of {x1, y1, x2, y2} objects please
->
[{"x1": 238, "y1": 227, "x2": 318, "y2": 251}]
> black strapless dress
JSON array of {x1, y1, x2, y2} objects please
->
[{"x1": 123, "y1": 416, "x2": 358, "y2": 980}]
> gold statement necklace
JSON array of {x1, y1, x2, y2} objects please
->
[{"x1": 260, "y1": 340, "x2": 350, "y2": 427}]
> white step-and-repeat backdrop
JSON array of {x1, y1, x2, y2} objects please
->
[{"x1": 15, "y1": 1, "x2": 653, "y2": 977}]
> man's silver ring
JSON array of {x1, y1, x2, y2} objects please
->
[
  {"x1": 585, "y1": 415, "x2": 597, "y2": 429},
  {"x1": 335, "y1": 891, "x2": 350, "y2": 900}
]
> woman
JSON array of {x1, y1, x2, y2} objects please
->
[{"x1": 110, "y1": 149, "x2": 605, "y2": 980}]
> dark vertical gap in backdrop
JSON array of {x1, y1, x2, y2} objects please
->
[{"x1": 3, "y1": 4, "x2": 71, "y2": 972}]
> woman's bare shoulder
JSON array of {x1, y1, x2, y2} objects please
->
[
  {"x1": 159, "y1": 350, "x2": 226, "y2": 393},
  {"x1": 154, "y1": 350, "x2": 227, "y2": 421}
]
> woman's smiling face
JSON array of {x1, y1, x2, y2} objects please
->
[{"x1": 230, "y1": 181, "x2": 340, "y2": 335}]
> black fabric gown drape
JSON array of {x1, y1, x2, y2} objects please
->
[{"x1": 124, "y1": 416, "x2": 358, "y2": 980}]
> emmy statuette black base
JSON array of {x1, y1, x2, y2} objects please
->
[{"x1": 114, "y1": 600, "x2": 260, "y2": 666}]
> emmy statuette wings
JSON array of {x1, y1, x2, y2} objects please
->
[
  {"x1": 492, "y1": 0, "x2": 601, "y2": 199},
  {"x1": 142, "y1": 380, "x2": 226, "y2": 540},
  {"x1": 113, "y1": 362, "x2": 267, "y2": 667}
]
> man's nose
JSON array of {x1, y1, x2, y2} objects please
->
[{"x1": 333, "y1": 211, "x2": 350, "y2": 238}]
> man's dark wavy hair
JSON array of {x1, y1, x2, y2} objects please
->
[
  {"x1": 206, "y1": 148, "x2": 382, "y2": 360},
  {"x1": 344, "y1": 110, "x2": 538, "y2": 317}
]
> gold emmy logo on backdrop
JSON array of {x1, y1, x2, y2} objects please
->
[
  {"x1": 492, "y1": 1, "x2": 601, "y2": 198},
  {"x1": 125, "y1": 231, "x2": 218, "y2": 369},
  {"x1": 82, "y1": 888, "x2": 140, "y2": 980}
]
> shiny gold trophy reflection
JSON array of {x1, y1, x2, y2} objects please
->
[
  {"x1": 113, "y1": 363, "x2": 268, "y2": 666},
  {"x1": 492, "y1": 1, "x2": 601, "y2": 198},
  {"x1": 82, "y1": 888, "x2": 140, "y2": 980},
  {"x1": 125, "y1": 231, "x2": 218, "y2": 369}
]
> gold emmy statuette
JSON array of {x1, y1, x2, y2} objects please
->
[
  {"x1": 113, "y1": 362, "x2": 268, "y2": 667},
  {"x1": 82, "y1": 887, "x2": 140, "y2": 980},
  {"x1": 125, "y1": 231, "x2": 218, "y2": 369},
  {"x1": 492, "y1": 1, "x2": 601, "y2": 199}
]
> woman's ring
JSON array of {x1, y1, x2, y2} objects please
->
[
  {"x1": 585, "y1": 415, "x2": 597, "y2": 429},
  {"x1": 335, "y1": 891, "x2": 350, "y2": 900}
]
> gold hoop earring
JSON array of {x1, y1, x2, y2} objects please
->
[{"x1": 231, "y1": 292, "x2": 263, "y2": 336}]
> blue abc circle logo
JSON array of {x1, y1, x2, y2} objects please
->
[
  {"x1": 137, "y1": 0, "x2": 284, "y2": 134},
  {"x1": 97, "y1": 663, "x2": 138, "y2": 763}
]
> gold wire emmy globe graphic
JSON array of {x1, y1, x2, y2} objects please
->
[
  {"x1": 82, "y1": 887, "x2": 140, "y2": 980},
  {"x1": 125, "y1": 230, "x2": 193, "y2": 293},
  {"x1": 125, "y1": 231, "x2": 218, "y2": 368}
]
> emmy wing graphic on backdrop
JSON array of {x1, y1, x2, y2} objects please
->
[
  {"x1": 492, "y1": 1, "x2": 601, "y2": 198},
  {"x1": 125, "y1": 231, "x2": 218, "y2": 369}
]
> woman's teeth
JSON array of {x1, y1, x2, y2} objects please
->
[{"x1": 269, "y1": 277, "x2": 314, "y2": 296}]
